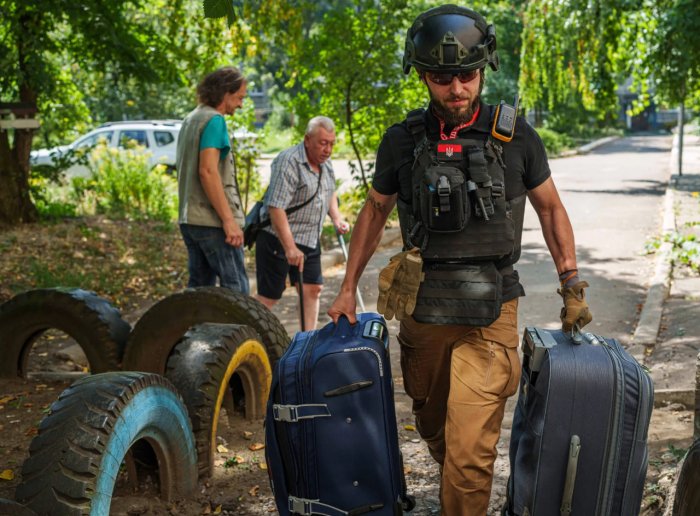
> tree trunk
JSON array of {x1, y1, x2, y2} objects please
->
[{"x1": 0, "y1": 128, "x2": 37, "y2": 225}]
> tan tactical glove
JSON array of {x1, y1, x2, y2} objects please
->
[
  {"x1": 377, "y1": 248, "x2": 425, "y2": 321},
  {"x1": 558, "y1": 280, "x2": 593, "y2": 332}
]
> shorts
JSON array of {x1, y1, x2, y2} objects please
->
[{"x1": 255, "y1": 230, "x2": 323, "y2": 300}]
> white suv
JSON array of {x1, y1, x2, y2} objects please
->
[{"x1": 31, "y1": 120, "x2": 181, "y2": 178}]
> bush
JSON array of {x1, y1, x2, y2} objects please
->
[
  {"x1": 536, "y1": 128, "x2": 574, "y2": 156},
  {"x1": 72, "y1": 143, "x2": 177, "y2": 222}
]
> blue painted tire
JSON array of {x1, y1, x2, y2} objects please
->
[{"x1": 15, "y1": 372, "x2": 197, "y2": 515}]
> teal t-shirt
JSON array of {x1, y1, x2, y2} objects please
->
[{"x1": 199, "y1": 114, "x2": 230, "y2": 160}]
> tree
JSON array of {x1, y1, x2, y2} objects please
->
[
  {"x1": 0, "y1": 1, "x2": 178, "y2": 225},
  {"x1": 518, "y1": 0, "x2": 700, "y2": 128}
]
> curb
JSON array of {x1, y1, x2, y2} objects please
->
[
  {"x1": 577, "y1": 135, "x2": 620, "y2": 154},
  {"x1": 630, "y1": 132, "x2": 678, "y2": 355}
]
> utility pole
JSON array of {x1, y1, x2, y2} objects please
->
[{"x1": 678, "y1": 101, "x2": 685, "y2": 176}]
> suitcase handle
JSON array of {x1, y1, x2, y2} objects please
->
[
  {"x1": 560, "y1": 434, "x2": 581, "y2": 516},
  {"x1": 334, "y1": 314, "x2": 356, "y2": 336}
]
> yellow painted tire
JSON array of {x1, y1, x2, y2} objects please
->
[{"x1": 165, "y1": 323, "x2": 271, "y2": 477}]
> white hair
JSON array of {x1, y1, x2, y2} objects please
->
[{"x1": 305, "y1": 116, "x2": 335, "y2": 136}]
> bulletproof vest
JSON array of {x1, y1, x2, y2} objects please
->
[{"x1": 396, "y1": 107, "x2": 526, "y2": 326}]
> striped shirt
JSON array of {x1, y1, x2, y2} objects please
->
[{"x1": 261, "y1": 142, "x2": 336, "y2": 248}]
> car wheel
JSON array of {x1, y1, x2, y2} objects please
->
[
  {"x1": 0, "y1": 288, "x2": 130, "y2": 378},
  {"x1": 15, "y1": 372, "x2": 198, "y2": 515}
]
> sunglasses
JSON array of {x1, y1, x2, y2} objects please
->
[{"x1": 424, "y1": 69, "x2": 480, "y2": 86}]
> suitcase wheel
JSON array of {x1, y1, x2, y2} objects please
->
[{"x1": 402, "y1": 495, "x2": 416, "y2": 512}]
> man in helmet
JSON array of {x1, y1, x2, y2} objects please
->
[{"x1": 328, "y1": 4, "x2": 592, "y2": 514}]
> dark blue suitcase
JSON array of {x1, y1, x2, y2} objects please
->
[
  {"x1": 505, "y1": 327, "x2": 654, "y2": 516},
  {"x1": 264, "y1": 313, "x2": 414, "y2": 515}
]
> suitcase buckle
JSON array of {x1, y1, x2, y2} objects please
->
[
  {"x1": 273, "y1": 404, "x2": 298, "y2": 422},
  {"x1": 288, "y1": 496, "x2": 312, "y2": 514}
]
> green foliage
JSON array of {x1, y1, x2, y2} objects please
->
[
  {"x1": 519, "y1": 0, "x2": 700, "y2": 122},
  {"x1": 71, "y1": 144, "x2": 178, "y2": 222},
  {"x1": 645, "y1": 228, "x2": 700, "y2": 272},
  {"x1": 536, "y1": 128, "x2": 574, "y2": 156},
  {"x1": 286, "y1": 0, "x2": 426, "y2": 190}
]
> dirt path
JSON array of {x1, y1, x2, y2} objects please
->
[{"x1": 0, "y1": 223, "x2": 694, "y2": 514}]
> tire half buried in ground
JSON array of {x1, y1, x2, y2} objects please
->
[
  {"x1": 166, "y1": 323, "x2": 272, "y2": 477},
  {"x1": 15, "y1": 372, "x2": 198, "y2": 515},
  {"x1": 122, "y1": 287, "x2": 289, "y2": 374},
  {"x1": 0, "y1": 288, "x2": 130, "y2": 378},
  {"x1": 673, "y1": 438, "x2": 700, "y2": 515}
]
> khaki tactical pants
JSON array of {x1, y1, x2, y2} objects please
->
[{"x1": 398, "y1": 299, "x2": 521, "y2": 516}]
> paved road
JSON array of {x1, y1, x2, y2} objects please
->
[{"x1": 519, "y1": 134, "x2": 673, "y2": 343}]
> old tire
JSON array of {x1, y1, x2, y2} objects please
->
[
  {"x1": 165, "y1": 323, "x2": 271, "y2": 477},
  {"x1": 123, "y1": 287, "x2": 289, "y2": 374},
  {"x1": 673, "y1": 438, "x2": 700, "y2": 515},
  {"x1": 15, "y1": 372, "x2": 198, "y2": 515},
  {"x1": 0, "y1": 498, "x2": 36, "y2": 515},
  {"x1": 0, "y1": 288, "x2": 130, "y2": 378}
]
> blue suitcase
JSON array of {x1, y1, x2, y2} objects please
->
[
  {"x1": 505, "y1": 327, "x2": 654, "y2": 516},
  {"x1": 264, "y1": 313, "x2": 414, "y2": 515}
]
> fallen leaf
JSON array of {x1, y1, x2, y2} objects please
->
[
  {"x1": 201, "y1": 503, "x2": 211, "y2": 514},
  {"x1": 213, "y1": 505, "x2": 222, "y2": 514},
  {"x1": 242, "y1": 431, "x2": 253, "y2": 440},
  {"x1": 25, "y1": 427, "x2": 38, "y2": 437},
  {"x1": 404, "y1": 424, "x2": 416, "y2": 432},
  {"x1": 249, "y1": 485, "x2": 260, "y2": 496},
  {"x1": 0, "y1": 396, "x2": 15, "y2": 404},
  {"x1": 259, "y1": 463, "x2": 268, "y2": 470},
  {"x1": 404, "y1": 465, "x2": 412, "y2": 475},
  {"x1": 0, "y1": 470, "x2": 14, "y2": 481},
  {"x1": 216, "y1": 444, "x2": 229, "y2": 453},
  {"x1": 249, "y1": 442, "x2": 265, "y2": 451}
]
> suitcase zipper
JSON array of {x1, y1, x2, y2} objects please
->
[
  {"x1": 598, "y1": 342, "x2": 625, "y2": 516},
  {"x1": 343, "y1": 346, "x2": 384, "y2": 377},
  {"x1": 616, "y1": 342, "x2": 654, "y2": 513},
  {"x1": 298, "y1": 331, "x2": 320, "y2": 498}
]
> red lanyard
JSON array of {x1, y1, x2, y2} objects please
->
[{"x1": 439, "y1": 105, "x2": 481, "y2": 140}]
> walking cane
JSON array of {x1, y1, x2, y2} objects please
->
[
  {"x1": 336, "y1": 229, "x2": 366, "y2": 312},
  {"x1": 296, "y1": 258, "x2": 305, "y2": 332}
]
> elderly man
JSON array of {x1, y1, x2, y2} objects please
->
[{"x1": 255, "y1": 116, "x2": 348, "y2": 330}]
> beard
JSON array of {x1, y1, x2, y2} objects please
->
[{"x1": 429, "y1": 72, "x2": 485, "y2": 126}]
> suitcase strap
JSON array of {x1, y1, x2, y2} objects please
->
[
  {"x1": 289, "y1": 495, "x2": 383, "y2": 516},
  {"x1": 272, "y1": 403, "x2": 331, "y2": 423}
]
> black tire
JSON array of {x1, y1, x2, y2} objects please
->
[
  {"x1": 122, "y1": 287, "x2": 289, "y2": 374},
  {"x1": 165, "y1": 323, "x2": 272, "y2": 477},
  {"x1": 0, "y1": 498, "x2": 36, "y2": 515},
  {"x1": 15, "y1": 372, "x2": 198, "y2": 515},
  {"x1": 673, "y1": 438, "x2": 700, "y2": 515},
  {"x1": 0, "y1": 288, "x2": 130, "y2": 378}
]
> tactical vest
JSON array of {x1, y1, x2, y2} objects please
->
[{"x1": 396, "y1": 107, "x2": 527, "y2": 326}]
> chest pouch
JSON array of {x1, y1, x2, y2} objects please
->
[{"x1": 420, "y1": 165, "x2": 470, "y2": 233}]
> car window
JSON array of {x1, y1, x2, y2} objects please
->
[
  {"x1": 154, "y1": 131, "x2": 175, "y2": 147},
  {"x1": 75, "y1": 131, "x2": 113, "y2": 150},
  {"x1": 119, "y1": 130, "x2": 149, "y2": 148}
]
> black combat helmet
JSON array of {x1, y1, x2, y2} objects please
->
[{"x1": 402, "y1": 4, "x2": 499, "y2": 74}]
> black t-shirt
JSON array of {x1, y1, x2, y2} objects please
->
[{"x1": 372, "y1": 101, "x2": 552, "y2": 301}]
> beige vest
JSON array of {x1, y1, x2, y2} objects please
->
[{"x1": 176, "y1": 105, "x2": 244, "y2": 227}]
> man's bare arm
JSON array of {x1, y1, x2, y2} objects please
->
[
  {"x1": 527, "y1": 177, "x2": 577, "y2": 274},
  {"x1": 328, "y1": 188, "x2": 396, "y2": 322}
]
